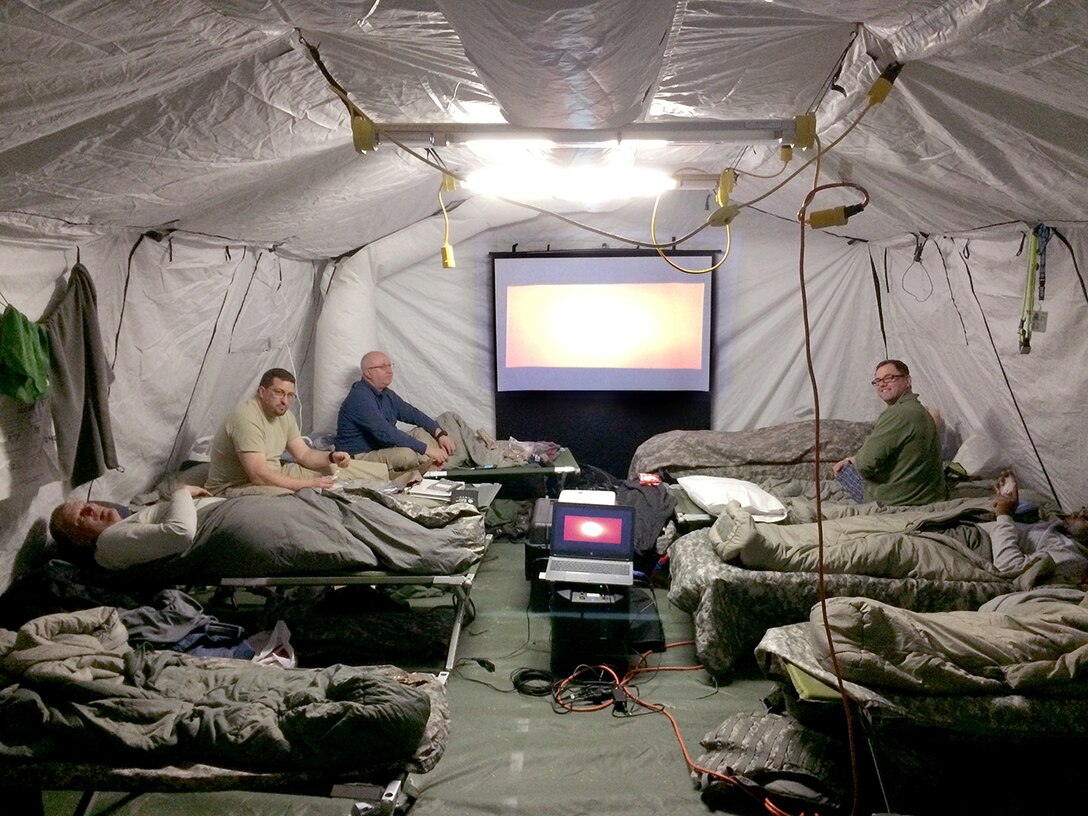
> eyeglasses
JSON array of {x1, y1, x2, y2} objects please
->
[
  {"x1": 367, "y1": 363, "x2": 394, "y2": 371},
  {"x1": 264, "y1": 387, "x2": 296, "y2": 400},
  {"x1": 871, "y1": 374, "x2": 905, "y2": 386}
]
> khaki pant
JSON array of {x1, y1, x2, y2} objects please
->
[
  {"x1": 352, "y1": 427, "x2": 439, "y2": 474},
  {"x1": 217, "y1": 459, "x2": 390, "y2": 497}
]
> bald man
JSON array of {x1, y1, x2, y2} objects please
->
[{"x1": 335, "y1": 351, "x2": 456, "y2": 473}]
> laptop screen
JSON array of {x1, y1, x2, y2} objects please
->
[{"x1": 550, "y1": 502, "x2": 636, "y2": 560}]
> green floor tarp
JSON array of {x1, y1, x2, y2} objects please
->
[{"x1": 44, "y1": 535, "x2": 772, "y2": 816}]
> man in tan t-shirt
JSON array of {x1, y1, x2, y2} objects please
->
[{"x1": 205, "y1": 367, "x2": 390, "y2": 496}]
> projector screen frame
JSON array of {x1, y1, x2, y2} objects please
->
[{"x1": 491, "y1": 249, "x2": 717, "y2": 393}]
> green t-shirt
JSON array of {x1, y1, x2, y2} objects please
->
[{"x1": 205, "y1": 398, "x2": 301, "y2": 493}]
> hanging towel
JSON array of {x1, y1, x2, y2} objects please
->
[{"x1": 39, "y1": 263, "x2": 119, "y2": 486}]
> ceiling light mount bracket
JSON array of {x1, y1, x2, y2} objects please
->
[{"x1": 373, "y1": 118, "x2": 800, "y2": 148}]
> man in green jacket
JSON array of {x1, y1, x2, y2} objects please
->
[{"x1": 833, "y1": 359, "x2": 947, "y2": 505}]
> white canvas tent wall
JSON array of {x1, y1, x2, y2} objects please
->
[{"x1": 2, "y1": 0, "x2": 1087, "y2": 589}]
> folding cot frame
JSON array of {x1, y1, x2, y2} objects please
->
[
  {"x1": 214, "y1": 485, "x2": 499, "y2": 675},
  {"x1": 754, "y1": 621, "x2": 1088, "y2": 814},
  {"x1": 5, "y1": 757, "x2": 421, "y2": 816},
  {"x1": 4, "y1": 546, "x2": 490, "y2": 816},
  {"x1": 429, "y1": 446, "x2": 580, "y2": 493},
  {"x1": 218, "y1": 550, "x2": 486, "y2": 675},
  {"x1": 3, "y1": 566, "x2": 472, "y2": 816}
]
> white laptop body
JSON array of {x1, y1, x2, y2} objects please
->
[{"x1": 557, "y1": 489, "x2": 616, "y2": 505}]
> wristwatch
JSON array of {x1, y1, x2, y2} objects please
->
[
  {"x1": 435, "y1": 428, "x2": 447, "y2": 440},
  {"x1": 328, "y1": 450, "x2": 337, "y2": 462}
]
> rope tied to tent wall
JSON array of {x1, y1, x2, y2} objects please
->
[
  {"x1": 933, "y1": 239, "x2": 970, "y2": 347},
  {"x1": 112, "y1": 230, "x2": 174, "y2": 369},
  {"x1": 110, "y1": 233, "x2": 145, "y2": 369},
  {"x1": 866, "y1": 249, "x2": 888, "y2": 358},
  {"x1": 159, "y1": 254, "x2": 246, "y2": 479},
  {"x1": 900, "y1": 233, "x2": 934, "y2": 302},
  {"x1": 1047, "y1": 227, "x2": 1088, "y2": 305},
  {"x1": 959, "y1": 242, "x2": 1061, "y2": 507}
]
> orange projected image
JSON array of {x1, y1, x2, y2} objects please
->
[
  {"x1": 505, "y1": 283, "x2": 705, "y2": 369},
  {"x1": 563, "y1": 515, "x2": 623, "y2": 545}
]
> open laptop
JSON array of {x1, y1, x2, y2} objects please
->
[{"x1": 542, "y1": 501, "x2": 636, "y2": 586}]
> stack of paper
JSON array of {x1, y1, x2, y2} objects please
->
[{"x1": 407, "y1": 478, "x2": 461, "y2": 500}]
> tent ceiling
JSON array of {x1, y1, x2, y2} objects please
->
[{"x1": 2, "y1": 0, "x2": 1085, "y2": 258}]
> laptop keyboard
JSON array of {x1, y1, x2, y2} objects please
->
[{"x1": 549, "y1": 558, "x2": 629, "y2": 576}]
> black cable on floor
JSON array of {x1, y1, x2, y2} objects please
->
[{"x1": 510, "y1": 667, "x2": 555, "y2": 696}]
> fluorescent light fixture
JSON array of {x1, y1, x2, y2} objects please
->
[
  {"x1": 465, "y1": 165, "x2": 677, "y2": 202},
  {"x1": 464, "y1": 138, "x2": 554, "y2": 151},
  {"x1": 375, "y1": 118, "x2": 798, "y2": 148}
]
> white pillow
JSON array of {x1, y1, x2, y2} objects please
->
[
  {"x1": 952, "y1": 434, "x2": 1003, "y2": 476},
  {"x1": 677, "y1": 476, "x2": 788, "y2": 522}
]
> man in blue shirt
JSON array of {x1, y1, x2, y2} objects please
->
[{"x1": 335, "y1": 350, "x2": 456, "y2": 473}]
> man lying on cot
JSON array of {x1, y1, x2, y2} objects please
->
[
  {"x1": 50, "y1": 484, "x2": 221, "y2": 570},
  {"x1": 709, "y1": 470, "x2": 1088, "y2": 586},
  {"x1": 49, "y1": 480, "x2": 489, "y2": 581},
  {"x1": 986, "y1": 469, "x2": 1088, "y2": 584},
  {"x1": 50, "y1": 470, "x2": 488, "y2": 578}
]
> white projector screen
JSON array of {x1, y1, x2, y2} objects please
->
[{"x1": 493, "y1": 252, "x2": 714, "y2": 392}]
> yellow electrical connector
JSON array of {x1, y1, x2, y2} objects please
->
[
  {"x1": 808, "y1": 207, "x2": 849, "y2": 229},
  {"x1": 715, "y1": 170, "x2": 736, "y2": 207},
  {"x1": 868, "y1": 78, "x2": 894, "y2": 105},
  {"x1": 792, "y1": 113, "x2": 817, "y2": 151},
  {"x1": 708, "y1": 204, "x2": 741, "y2": 227},
  {"x1": 868, "y1": 62, "x2": 904, "y2": 105},
  {"x1": 780, "y1": 145, "x2": 793, "y2": 164},
  {"x1": 807, "y1": 203, "x2": 866, "y2": 229},
  {"x1": 438, "y1": 183, "x2": 455, "y2": 268}
]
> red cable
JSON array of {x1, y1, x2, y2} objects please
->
[
  {"x1": 551, "y1": 644, "x2": 821, "y2": 816},
  {"x1": 797, "y1": 180, "x2": 871, "y2": 816}
]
